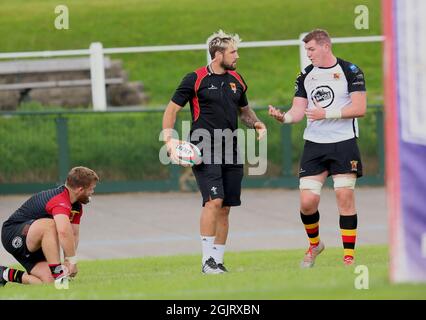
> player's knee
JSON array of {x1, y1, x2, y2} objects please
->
[
  {"x1": 205, "y1": 198, "x2": 223, "y2": 210},
  {"x1": 300, "y1": 195, "x2": 319, "y2": 214},
  {"x1": 333, "y1": 176, "x2": 356, "y2": 190},
  {"x1": 335, "y1": 189, "x2": 355, "y2": 211},
  {"x1": 299, "y1": 178, "x2": 323, "y2": 196}
]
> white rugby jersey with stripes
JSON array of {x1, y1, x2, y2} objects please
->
[{"x1": 294, "y1": 57, "x2": 366, "y2": 143}]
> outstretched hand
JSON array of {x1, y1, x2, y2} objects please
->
[{"x1": 268, "y1": 105, "x2": 285, "y2": 123}]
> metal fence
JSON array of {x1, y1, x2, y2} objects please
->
[
  {"x1": 0, "y1": 34, "x2": 384, "y2": 111},
  {"x1": 0, "y1": 106, "x2": 384, "y2": 194}
]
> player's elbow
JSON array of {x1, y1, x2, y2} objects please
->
[{"x1": 357, "y1": 105, "x2": 367, "y2": 118}]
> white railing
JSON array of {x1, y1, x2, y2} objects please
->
[{"x1": 0, "y1": 34, "x2": 384, "y2": 111}]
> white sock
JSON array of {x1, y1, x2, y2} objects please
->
[
  {"x1": 200, "y1": 235, "x2": 215, "y2": 264},
  {"x1": 2, "y1": 268, "x2": 10, "y2": 281},
  {"x1": 212, "y1": 244, "x2": 225, "y2": 264}
]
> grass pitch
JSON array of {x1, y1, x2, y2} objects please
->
[{"x1": 1, "y1": 245, "x2": 425, "y2": 300}]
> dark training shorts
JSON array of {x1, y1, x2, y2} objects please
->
[
  {"x1": 192, "y1": 163, "x2": 244, "y2": 207},
  {"x1": 299, "y1": 138, "x2": 363, "y2": 178},
  {"x1": 1, "y1": 220, "x2": 46, "y2": 273}
]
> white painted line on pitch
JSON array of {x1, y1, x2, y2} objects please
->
[{"x1": 422, "y1": 233, "x2": 426, "y2": 258}]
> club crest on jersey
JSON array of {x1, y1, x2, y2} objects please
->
[
  {"x1": 12, "y1": 236, "x2": 23, "y2": 249},
  {"x1": 333, "y1": 73, "x2": 340, "y2": 79},
  {"x1": 69, "y1": 209, "x2": 80, "y2": 221},
  {"x1": 310, "y1": 85, "x2": 335, "y2": 108},
  {"x1": 229, "y1": 82, "x2": 237, "y2": 93},
  {"x1": 350, "y1": 160, "x2": 358, "y2": 171}
]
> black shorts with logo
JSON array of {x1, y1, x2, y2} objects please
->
[
  {"x1": 299, "y1": 138, "x2": 363, "y2": 178},
  {"x1": 1, "y1": 220, "x2": 46, "y2": 273},
  {"x1": 192, "y1": 163, "x2": 244, "y2": 207}
]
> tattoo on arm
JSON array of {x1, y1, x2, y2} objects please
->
[{"x1": 239, "y1": 106, "x2": 260, "y2": 128}]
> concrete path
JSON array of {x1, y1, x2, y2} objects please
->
[{"x1": 0, "y1": 187, "x2": 387, "y2": 265}]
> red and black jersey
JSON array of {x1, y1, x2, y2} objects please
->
[
  {"x1": 171, "y1": 65, "x2": 248, "y2": 133},
  {"x1": 3, "y1": 185, "x2": 83, "y2": 227}
]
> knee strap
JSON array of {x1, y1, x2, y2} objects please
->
[
  {"x1": 333, "y1": 176, "x2": 356, "y2": 190},
  {"x1": 299, "y1": 178, "x2": 323, "y2": 195}
]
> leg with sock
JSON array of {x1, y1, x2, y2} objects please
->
[
  {"x1": 340, "y1": 214, "x2": 357, "y2": 265},
  {"x1": 199, "y1": 198, "x2": 224, "y2": 274},
  {"x1": 300, "y1": 211, "x2": 325, "y2": 268},
  {"x1": 0, "y1": 266, "x2": 24, "y2": 286},
  {"x1": 213, "y1": 206, "x2": 230, "y2": 272}
]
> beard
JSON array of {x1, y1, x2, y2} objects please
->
[
  {"x1": 78, "y1": 195, "x2": 91, "y2": 204},
  {"x1": 220, "y1": 61, "x2": 236, "y2": 71}
]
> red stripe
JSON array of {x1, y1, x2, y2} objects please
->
[
  {"x1": 9, "y1": 269, "x2": 13, "y2": 281},
  {"x1": 306, "y1": 227, "x2": 319, "y2": 235},
  {"x1": 192, "y1": 67, "x2": 209, "y2": 122},
  {"x1": 383, "y1": 0, "x2": 401, "y2": 283},
  {"x1": 227, "y1": 70, "x2": 246, "y2": 92},
  {"x1": 342, "y1": 235, "x2": 356, "y2": 243}
]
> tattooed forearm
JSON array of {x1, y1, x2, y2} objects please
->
[{"x1": 239, "y1": 106, "x2": 260, "y2": 128}]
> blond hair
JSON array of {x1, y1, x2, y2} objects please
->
[
  {"x1": 207, "y1": 29, "x2": 241, "y2": 59},
  {"x1": 66, "y1": 166, "x2": 99, "y2": 189},
  {"x1": 303, "y1": 29, "x2": 331, "y2": 46}
]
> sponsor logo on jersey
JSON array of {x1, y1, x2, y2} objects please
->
[
  {"x1": 349, "y1": 64, "x2": 359, "y2": 73},
  {"x1": 310, "y1": 85, "x2": 335, "y2": 108}
]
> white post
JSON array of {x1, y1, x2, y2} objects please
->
[
  {"x1": 89, "y1": 42, "x2": 107, "y2": 111},
  {"x1": 299, "y1": 32, "x2": 310, "y2": 71}
]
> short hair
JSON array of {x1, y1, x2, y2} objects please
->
[
  {"x1": 302, "y1": 29, "x2": 331, "y2": 46},
  {"x1": 66, "y1": 166, "x2": 99, "y2": 189},
  {"x1": 207, "y1": 29, "x2": 241, "y2": 59}
]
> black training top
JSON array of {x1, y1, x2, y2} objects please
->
[
  {"x1": 3, "y1": 185, "x2": 83, "y2": 227},
  {"x1": 171, "y1": 65, "x2": 248, "y2": 133}
]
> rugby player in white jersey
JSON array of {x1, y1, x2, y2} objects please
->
[{"x1": 269, "y1": 29, "x2": 367, "y2": 267}]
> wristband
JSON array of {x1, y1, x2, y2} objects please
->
[
  {"x1": 65, "y1": 256, "x2": 78, "y2": 264},
  {"x1": 283, "y1": 113, "x2": 293, "y2": 124},
  {"x1": 325, "y1": 110, "x2": 342, "y2": 119}
]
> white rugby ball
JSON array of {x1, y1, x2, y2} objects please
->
[{"x1": 174, "y1": 141, "x2": 202, "y2": 166}]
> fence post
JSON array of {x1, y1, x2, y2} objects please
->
[
  {"x1": 56, "y1": 116, "x2": 70, "y2": 184},
  {"x1": 299, "y1": 32, "x2": 310, "y2": 71},
  {"x1": 281, "y1": 124, "x2": 293, "y2": 176},
  {"x1": 90, "y1": 42, "x2": 107, "y2": 111}
]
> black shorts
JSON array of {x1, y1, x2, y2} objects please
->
[
  {"x1": 299, "y1": 138, "x2": 363, "y2": 178},
  {"x1": 1, "y1": 220, "x2": 46, "y2": 273},
  {"x1": 192, "y1": 163, "x2": 244, "y2": 207}
]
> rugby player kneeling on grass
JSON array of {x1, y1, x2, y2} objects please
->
[{"x1": 0, "y1": 166, "x2": 99, "y2": 286}]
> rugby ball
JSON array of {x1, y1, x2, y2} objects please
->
[{"x1": 173, "y1": 141, "x2": 202, "y2": 166}]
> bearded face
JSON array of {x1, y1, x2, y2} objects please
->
[{"x1": 76, "y1": 183, "x2": 96, "y2": 204}]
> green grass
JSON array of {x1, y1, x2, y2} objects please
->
[
  {"x1": 0, "y1": 0, "x2": 383, "y2": 106},
  {"x1": 1, "y1": 245, "x2": 425, "y2": 300}
]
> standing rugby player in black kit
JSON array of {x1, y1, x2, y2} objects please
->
[{"x1": 162, "y1": 30, "x2": 266, "y2": 274}]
